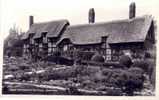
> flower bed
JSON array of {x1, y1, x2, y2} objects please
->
[{"x1": 2, "y1": 56, "x2": 154, "y2": 95}]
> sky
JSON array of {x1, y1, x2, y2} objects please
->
[{"x1": 0, "y1": 0, "x2": 159, "y2": 39}]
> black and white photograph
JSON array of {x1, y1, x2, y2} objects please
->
[{"x1": 1, "y1": 0, "x2": 158, "y2": 97}]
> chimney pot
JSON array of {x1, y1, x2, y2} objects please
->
[
  {"x1": 29, "y1": 16, "x2": 34, "y2": 28},
  {"x1": 129, "y1": 2, "x2": 136, "y2": 19},
  {"x1": 88, "y1": 8, "x2": 95, "y2": 23}
]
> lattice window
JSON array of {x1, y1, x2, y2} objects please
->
[
  {"x1": 39, "y1": 48, "x2": 43, "y2": 52},
  {"x1": 39, "y1": 44, "x2": 43, "y2": 48},
  {"x1": 111, "y1": 49, "x2": 120, "y2": 61},
  {"x1": 48, "y1": 42, "x2": 52, "y2": 47},
  {"x1": 106, "y1": 48, "x2": 111, "y2": 61},
  {"x1": 63, "y1": 45, "x2": 68, "y2": 51},
  {"x1": 43, "y1": 37, "x2": 47, "y2": 43},
  {"x1": 48, "y1": 48, "x2": 52, "y2": 53}
]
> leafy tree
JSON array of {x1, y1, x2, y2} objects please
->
[{"x1": 3, "y1": 25, "x2": 24, "y2": 57}]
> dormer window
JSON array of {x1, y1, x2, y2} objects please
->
[
  {"x1": 101, "y1": 36, "x2": 107, "y2": 49},
  {"x1": 63, "y1": 45, "x2": 68, "y2": 51},
  {"x1": 48, "y1": 41, "x2": 56, "y2": 55},
  {"x1": 30, "y1": 39, "x2": 34, "y2": 44},
  {"x1": 42, "y1": 32, "x2": 47, "y2": 43},
  {"x1": 29, "y1": 33, "x2": 35, "y2": 44},
  {"x1": 101, "y1": 36, "x2": 112, "y2": 61}
]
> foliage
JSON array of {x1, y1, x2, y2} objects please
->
[
  {"x1": 52, "y1": 50, "x2": 61, "y2": 57},
  {"x1": 119, "y1": 55, "x2": 132, "y2": 68},
  {"x1": 74, "y1": 51, "x2": 95, "y2": 61},
  {"x1": 3, "y1": 56, "x2": 148, "y2": 95},
  {"x1": 101, "y1": 67, "x2": 144, "y2": 95},
  {"x1": 91, "y1": 53, "x2": 105, "y2": 63},
  {"x1": 3, "y1": 26, "x2": 24, "y2": 57},
  {"x1": 42, "y1": 56, "x2": 74, "y2": 66},
  {"x1": 131, "y1": 59, "x2": 154, "y2": 76}
]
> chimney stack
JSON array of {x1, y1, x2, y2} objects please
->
[
  {"x1": 88, "y1": 8, "x2": 95, "y2": 23},
  {"x1": 29, "y1": 16, "x2": 34, "y2": 28},
  {"x1": 129, "y1": 2, "x2": 136, "y2": 19}
]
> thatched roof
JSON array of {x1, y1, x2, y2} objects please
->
[
  {"x1": 21, "y1": 20, "x2": 69, "y2": 40},
  {"x1": 57, "y1": 15, "x2": 153, "y2": 45}
]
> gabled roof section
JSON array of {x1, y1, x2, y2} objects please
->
[
  {"x1": 108, "y1": 15, "x2": 153, "y2": 44},
  {"x1": 58, "y1": 15, "x2": 153, "y2": 45},
  {"x1": 21, "y1": 19, "x2": 69, "y2": 40}
]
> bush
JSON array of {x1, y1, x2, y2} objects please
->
[
  {"x1": 131, "y1": 60, "x2": 148, "y2": 71},
  {"x1": 39, "y1": 66, "x2": 78, "y2": 81},
  {"x1": 91, "y1": 53, "x2": 105, "y2": 63},
  {"x1": 74, "y1": 51, "x2": 95, "y2": 61},
  {"x1": 52, "y1": 51, "x2": 61, "y2": 57},
  {"x1": 8, "y1": 66, "x2": 19, "y2": 72},
  {"x1": 101, "y1": 67, "x2": 144, "y2": 95},
  {"x1": 128, "y1": 67, "x2": 144, "y2": 75},
  {"x1": 123, "y1": 73, "x2": 144, "y2": 95},
  {"x1": 131, "y1": 59, "x2": 154, "y2": 78},
  {"x1": 16, "y1": 73, "x2": 32, "y2": 81},
  {"x1": 42, "y1": 56, "x2": 74, "y2": 66},
  {"x1": 150, "y1": 69, "x2": 156, "y2": 89},
  {"x1": 119, "y1": 55, "x2": 132, "y2": 68},
  {"x1": 18, "y1": 63, "x2": 30, "y2": 70}
]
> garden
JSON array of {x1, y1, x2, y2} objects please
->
[{"x1": 2, "y1": 52, "x2": 155, "y2": 96}]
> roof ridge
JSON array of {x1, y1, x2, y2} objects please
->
[
  {"x1": 67, "y1": 15, "x2": 152, "y2": 28},
  {"x1": 33, "y1": 19, "x2": 69, "y2": 25}
]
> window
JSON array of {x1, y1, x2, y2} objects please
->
[
  {"x1": 23, "y1": 44, "x2": 26, "y2": 49},
  {"x1": 106, "y1": 55, "x2": 111, "y2": 61},
  {"x1": 123, "y1": 50, "x2": 131, "y2": 57},
  {"x1": 63, "y1": 45, "x2": 68, "y2": 51},
  {"x1": 39, "y1": 44, "x2": 43, "y2": 48},
  {"x1": 48, "y1": 42, "x2": 56, "y2": 47},
  {"x1": 39, "y1": 48, "x2": 43, "y2": 52},
  {"x1": 43, "y1": 37, "x2": 47, "y2": 43},
  {"x1": 26, "y1": 49, "x2": 29, "y2": 53},
  {"x1": 48, "y1": 48, "x2": 52, "y2": 53},
  {"x1": 106, "y1": 49, "x2": 111, "y2": 61},
  {"x1": 111, "y1": 49, "x2": 119, "y2": 61},
  {"x1": 26, "y1": 44, "x2": 29, "y2": 48},
  {"x1": 48, "y1": 42, "x2": 52, "y2": 47},
  {"x1": 106, "y1": 49, "x2": 111, "y2": 55},
  {"x1": 30, "y1": 39, "x2": 34, "y2": 44}
]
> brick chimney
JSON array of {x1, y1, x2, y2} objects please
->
[
  {"x1": 88, "y1": 8, "x2": 95, "y2": 23},
  {"x1": 29, "y1": 16, "x2": 34, "y2": 28},
  {"x1": 129, "y1": 2, "x2": 136, "y2": 19}
]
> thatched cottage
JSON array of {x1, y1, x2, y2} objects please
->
[{"x1": 21, "y1": 2, "x2": 156, "y2": 61}]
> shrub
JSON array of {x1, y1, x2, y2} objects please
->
[
  {"x1": 105, "y1": 88, "x2": 123, "y2": 96},
  {"x1": 74, "y1": 51, "x2": 95, "y2": 61},
  {"x1": 123, "y1": 74, "x2": 144, "y2": 95},
  {"x1": 8, "y1": 66, "x2": 19, "y2": 72},
  {"x1": 91, "y1": 53, "x2": 105, "y2": 63},
  {"x1": 101, "y1": 67, "x2": 144, "y2": 95},
  {"x1": 119, "y1": 55, "x2": 132, "y2": 68},
  {"x1": 52, "y1": 51, "x2": 61, "y2": 57},
  {"x1": 128, "y1": 67, "x2": 144, "y2": 75},
  {"x1": 42, "y1": 56, "x2": 74, "y2": 66},
  {"x1": 40, "y1": 66, "x2": 78, "y2": 81},
  {"x1": 131, "y1": 59, "x2": 154, "y2": 78},
  {"x1": 131, "y1": 60, "x2": 148, "y2": 71},
  {"x1": 116, "y1": 70, "x2": 144, "y2": 95},
  {"x1": 92, "y1": 70, "x2": 106, "y2": 82},
  {"x1": 150, "y1": 68, "x2": 156, "y2": 89},
  {"x1": 18, "y1": 63, "x2": 30, "y2": 70},
  {"x1": 102, "y1": 68, "x2": 113, "y2": 81},
  {"x1": 16, "y1": 73, "x2": 32, "y2": 81}
]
